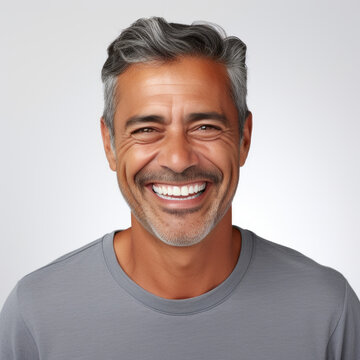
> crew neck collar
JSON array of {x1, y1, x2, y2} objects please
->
[{"x1": 102, "y1": 226, "x2": 254, "y2": 316}]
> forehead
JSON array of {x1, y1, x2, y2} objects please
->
[{"x1": 114, "y1": 56, "x2": 236, "y2": 120}]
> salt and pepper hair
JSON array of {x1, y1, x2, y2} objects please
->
[{"x1": 101, "y1": 17, "x2": 248, "y2": 148}]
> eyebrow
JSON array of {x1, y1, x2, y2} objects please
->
[
  {"x1": 124, "y1": 111, "x2": 229, "y2": 129},
  {"x1": 186, "y1": 112, "x2": 229, "y2": 125},
  {"x1": 125, "y1": 115, "x2": 165, "y2": 129}
]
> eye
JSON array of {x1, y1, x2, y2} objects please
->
[
  {"x1": 190, "y1": 123, "x2": 222, "y2": 140},
  {"x1": 132, "y1": 127, "x2": 155, "y2": 134},
  {"x1": 197, "y1": 124, "x2": 220, "y2": 131},
  {"x1": 130, "y1": 127, "x2": 162, "y2": 142}
]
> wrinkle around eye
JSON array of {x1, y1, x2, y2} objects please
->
[
  {"x1": 130, "y1": 127, "x2": 164, "y2": 143},
  {"x1": 189, "y1": 124, "x2": 224, "y2": 140}
]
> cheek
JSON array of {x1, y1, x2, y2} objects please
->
[
  {"x1": 199, "y1": 139, "x2": 239, "y2": 176},
  {"x1": 117, "y1": 142, "x2": 159, "y2": 183}
]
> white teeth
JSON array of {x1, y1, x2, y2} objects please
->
[
  {"x1": 152, "y1": 182, "x2": 207, "y2": 199},
  {"x1": 156, "y1": 192, "x2": 203, "y2": 201}
]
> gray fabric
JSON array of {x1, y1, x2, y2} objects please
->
[{"x1": 0, "y1": 227, "x2": 359, "y2": 359}]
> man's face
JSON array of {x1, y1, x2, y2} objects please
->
[{"x1": 101, "y1": 56, "x2": 251, "y2": 246}]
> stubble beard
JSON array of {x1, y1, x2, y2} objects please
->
[
  {"x1": 118, "y1": 165, "x2": 238, "y2": 247},
  {"x1": 127, "y1": 194, "x2": 231, "y2": 247},
  {"x1": 143, "y1": 202, "x2": 222, "y2": 247}
]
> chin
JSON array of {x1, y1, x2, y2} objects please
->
[
  {"x1": 152, "y1": 230, "x2": 209, "y2": 247},
  {"x1": 145, "y1": 216, "x2": 217, "y2": 248}
]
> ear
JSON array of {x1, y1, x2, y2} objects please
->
[
  {"x1": 100, "y1": 117, "x2": 117, "y2": 171},
  {"x1": 239, "y1": 111, "x2": 252, "y2": 167}
]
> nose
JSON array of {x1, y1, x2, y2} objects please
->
[{"x1": 156, "y1": 130, "x2": 199, "y2": 173}]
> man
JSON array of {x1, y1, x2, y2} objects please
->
[{"x1": 0, "y1": 16, "x2": 359, "y2": 359}]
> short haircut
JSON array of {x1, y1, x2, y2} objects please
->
[{"x1": 101, "y1": 17, "x2": 248, "y2": 148}]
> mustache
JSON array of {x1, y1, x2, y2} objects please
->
[{"x1": 135, "y1": 166, "x2": 222, "y2": 187}]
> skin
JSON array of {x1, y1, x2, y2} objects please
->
[{"x1": 101, "y1": 56, "x2": 252, "y2": 299}]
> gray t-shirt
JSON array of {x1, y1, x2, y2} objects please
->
[{"x1": 1, "y1": 227, "x2": 359, "y2": 359}]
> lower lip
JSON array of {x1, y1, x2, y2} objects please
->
[{"x1": 146, "y1": 183, "x2": 210, "y2": 209}]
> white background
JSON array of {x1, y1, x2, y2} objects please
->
[{"x1": 0, "y1": 0, "x2": 359, "y2": 307}]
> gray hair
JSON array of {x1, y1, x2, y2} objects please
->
[{"x1": 101, "y1": 17, "x2": 248, "y2": 148}]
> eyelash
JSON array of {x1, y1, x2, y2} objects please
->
[
  {"x1": 196, "y1": 124, "x2": 220, "y2": 131},
  {"x1": 131, "y1": 127, "x2": 156, "y2": 134},
  {"x1": 130, "y1": 124, "x2": 222, "y2": 137}
]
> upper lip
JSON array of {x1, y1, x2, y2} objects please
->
[{"x1": 149, "y1": 181, "x2": 208, "y2": 186}]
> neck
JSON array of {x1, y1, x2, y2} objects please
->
[{"x1": 113, "y1": 209, "x2": 241, "y2": 299}]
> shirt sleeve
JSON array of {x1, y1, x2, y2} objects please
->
[
  {"x1": 0, "y1": 283, "x2": 39, "y2": 360},
  {"x1": 326, "y1": 280, "x2": 360, "y2": 360}
]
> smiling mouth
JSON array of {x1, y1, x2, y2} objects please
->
[{"x1": 152, "y1": 182, "x2": 207, "y2": 200}]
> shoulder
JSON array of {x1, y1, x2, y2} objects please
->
[
  {"x1": 18, "y1": 235, "x2": 104, "y2": 289},
  {"x1": 251, "y1": 230, "x2": 346, "y2": 290},
  {"x1": 244, "y1": 229, "x2": 347, "y2": 319},
  {"x1": 15, "y1": 232, "x2": 115, "y2": 316},
  {"x1": 0, "y1": 231, "x2": 116, "y2": 354}
]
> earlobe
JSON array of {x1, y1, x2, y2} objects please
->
[
  {"x1": 239, "y1": 111, "x2": 253, "y2": 167},
  {"x1": 100, "y1": 117, "x2": 117, "y2": 171}
]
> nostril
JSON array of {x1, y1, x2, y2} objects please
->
[{"x1": 156, "y1": 140, "x2": 198, "y2": 174}]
